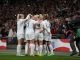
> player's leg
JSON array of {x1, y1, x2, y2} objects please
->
[
  {"x1": 43, "y1": 36, "x2": 47, "y2": 55},
  {"x1": 76, "y1": 37, "x2": 80, "y2": 56},
  {"x1": 25, "y1": 41, "x2": 29, "y2": 55},
  {"x1": 70, "y1": 38, "x2": 77, "y2": 56},
  {"x1": 38, "y1": 33, "x2": 43, "y2": 56},
  {"x1": 17, "y1": 39, "x2": 22, "y2": 56},
  {"x1": 25, "y1": 34, "x2": 29, "y2": 55},
  {"x1": 47, "y1": 35, "x2": 54, "y2": 56},
  {"x1": 34, "y1": 33, "x2": 39, "y2": 55},
  {"x1": 29, "y1": 40, "x2": 35, "y2": 56},
  {"x1": 47, "y1": 41, "x2": 54, "y2": 56},
  {"x1": 34, "y1": 40, "x2": 39, "y2": 55},
  {"x1": 38, "y1": 41, "x2": 43, "y2": 56},
  {"x1": 44, "y1": 35, "x2": 50, "y2": 55},
  {"x1": 17, "y1": 34, "x2": 24, "y2": 56},
  {"x1": 29, "y1": 33, "x2": 35, "y2": 56}
]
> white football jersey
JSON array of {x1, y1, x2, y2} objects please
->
[
  {"x1": 25, "y1": 19, "x2": 35, "y2": 34},
  {"x1": 17, "y1": 19, "x2": 26, "y2": 35},
  {"x1": 34, "y1": 20, "x2": 44, "y2": 33},
  {"x1": 43, "y1": 20, "x2": 51, "y2": 34}
]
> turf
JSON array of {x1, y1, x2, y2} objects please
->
[
  {"x1": 0, "y1": 55, "x2": 80, "y2": 60},
  {"x1": 0, "y1": 54, "x2": 80, "y2": 60},
  {"x1": 0, "y1": 50, "x2": 80, "y2": 60}
]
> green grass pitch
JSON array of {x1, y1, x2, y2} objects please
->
[
  {"x1": 0, "y1": 54, "x2": 80, "y2": 60},
  {"x1": 0, "y1": 50, "x2": 80, "y2": 60}
]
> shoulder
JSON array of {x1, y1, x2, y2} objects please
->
[
  {"x1": 31, "y1": 19, "x2": 36, "y2": 24},
  {"x1": 42, "y1": 20, "x2": 45, "y2": 24}
]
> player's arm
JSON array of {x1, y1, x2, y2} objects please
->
[
  {"x1": 17, "y1": 14, "x2": 24, "y2": 20},
  {"x1": 25, "y1": 14, "x2": 32, "y2": 20},
  {"x1": 43, "y1": 22, "x2": 48, "y2": 32},
  {"x1": 43, "y1": 22, "x2": 51, "y2": 34},
  {"x1": 47, "y1": 23, "x2": 51, "y2": 34},
  {"x1": 21, "y1": 14, "x2": 32, "y2": 23},
  {"x1": 17, "y1": 14, "x2": 19, "y2": 20},
  {"x1": 20, "y1": 14, "x2": 31, "y2": 23},
  {"x1": 39, "y1": 23, "x2": 44, "y2": 33}
]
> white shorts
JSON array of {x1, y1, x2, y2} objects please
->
[
  {"x1": 17, "y1": 34, "x2": 24, "y2": 40},
  {"x1": 35, "y1": 32, "x2": 43, "y2": 41},
  {"x1": 44, "y1": 34, "x2": 51, "y2": 41},
  {"x1": 25, "y1": 33, "x2": 35, "y2": 40}
]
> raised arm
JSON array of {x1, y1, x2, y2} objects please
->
[{"x1": 17, "y1": 14, "x2": 24, "y2": 20}]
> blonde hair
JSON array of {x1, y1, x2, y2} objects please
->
[
  {"x1": 39, "y1": 14, "x2": 44, "y2": 20},
  {"x1": 34, "y1": 15, "x2": 39, "y2": 18},
  {"x1": 32, "y1": 15, "x2": 39, "y2": 20}
]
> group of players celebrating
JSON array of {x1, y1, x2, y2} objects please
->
[{"x1": 17, "y1": 14, "x2": 54, "y2": 56}]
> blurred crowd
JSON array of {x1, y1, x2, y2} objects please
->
[{"x1": 0, "y1": 0, "x2": 80, "y2": 41}]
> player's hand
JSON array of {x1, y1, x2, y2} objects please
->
[
  {"x1": 26, "y1": 14, "x2": 32, "y2": 20},
  {"x1": 27, "y1": 14, "x2": 32, "y2": 16}
]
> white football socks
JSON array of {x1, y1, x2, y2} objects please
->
[
  {"x1": 17, "y1": 44, "x2": 21, "y2": 55},
  {"x1": 39, "y1": 45, "x2": 43, "y2": 55},
  {"x1": 29, "y1": 43, "x2": 35, "y2": 56},
  {"x1": 43, "y1": 44, "x2": 47, "y2": 54},
  {"x1": 25, "y1": 43, "x2": 28, "y2": 55},
  {"x1": 35, "y1": 44, "x2": 39, "y2": 55}
]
